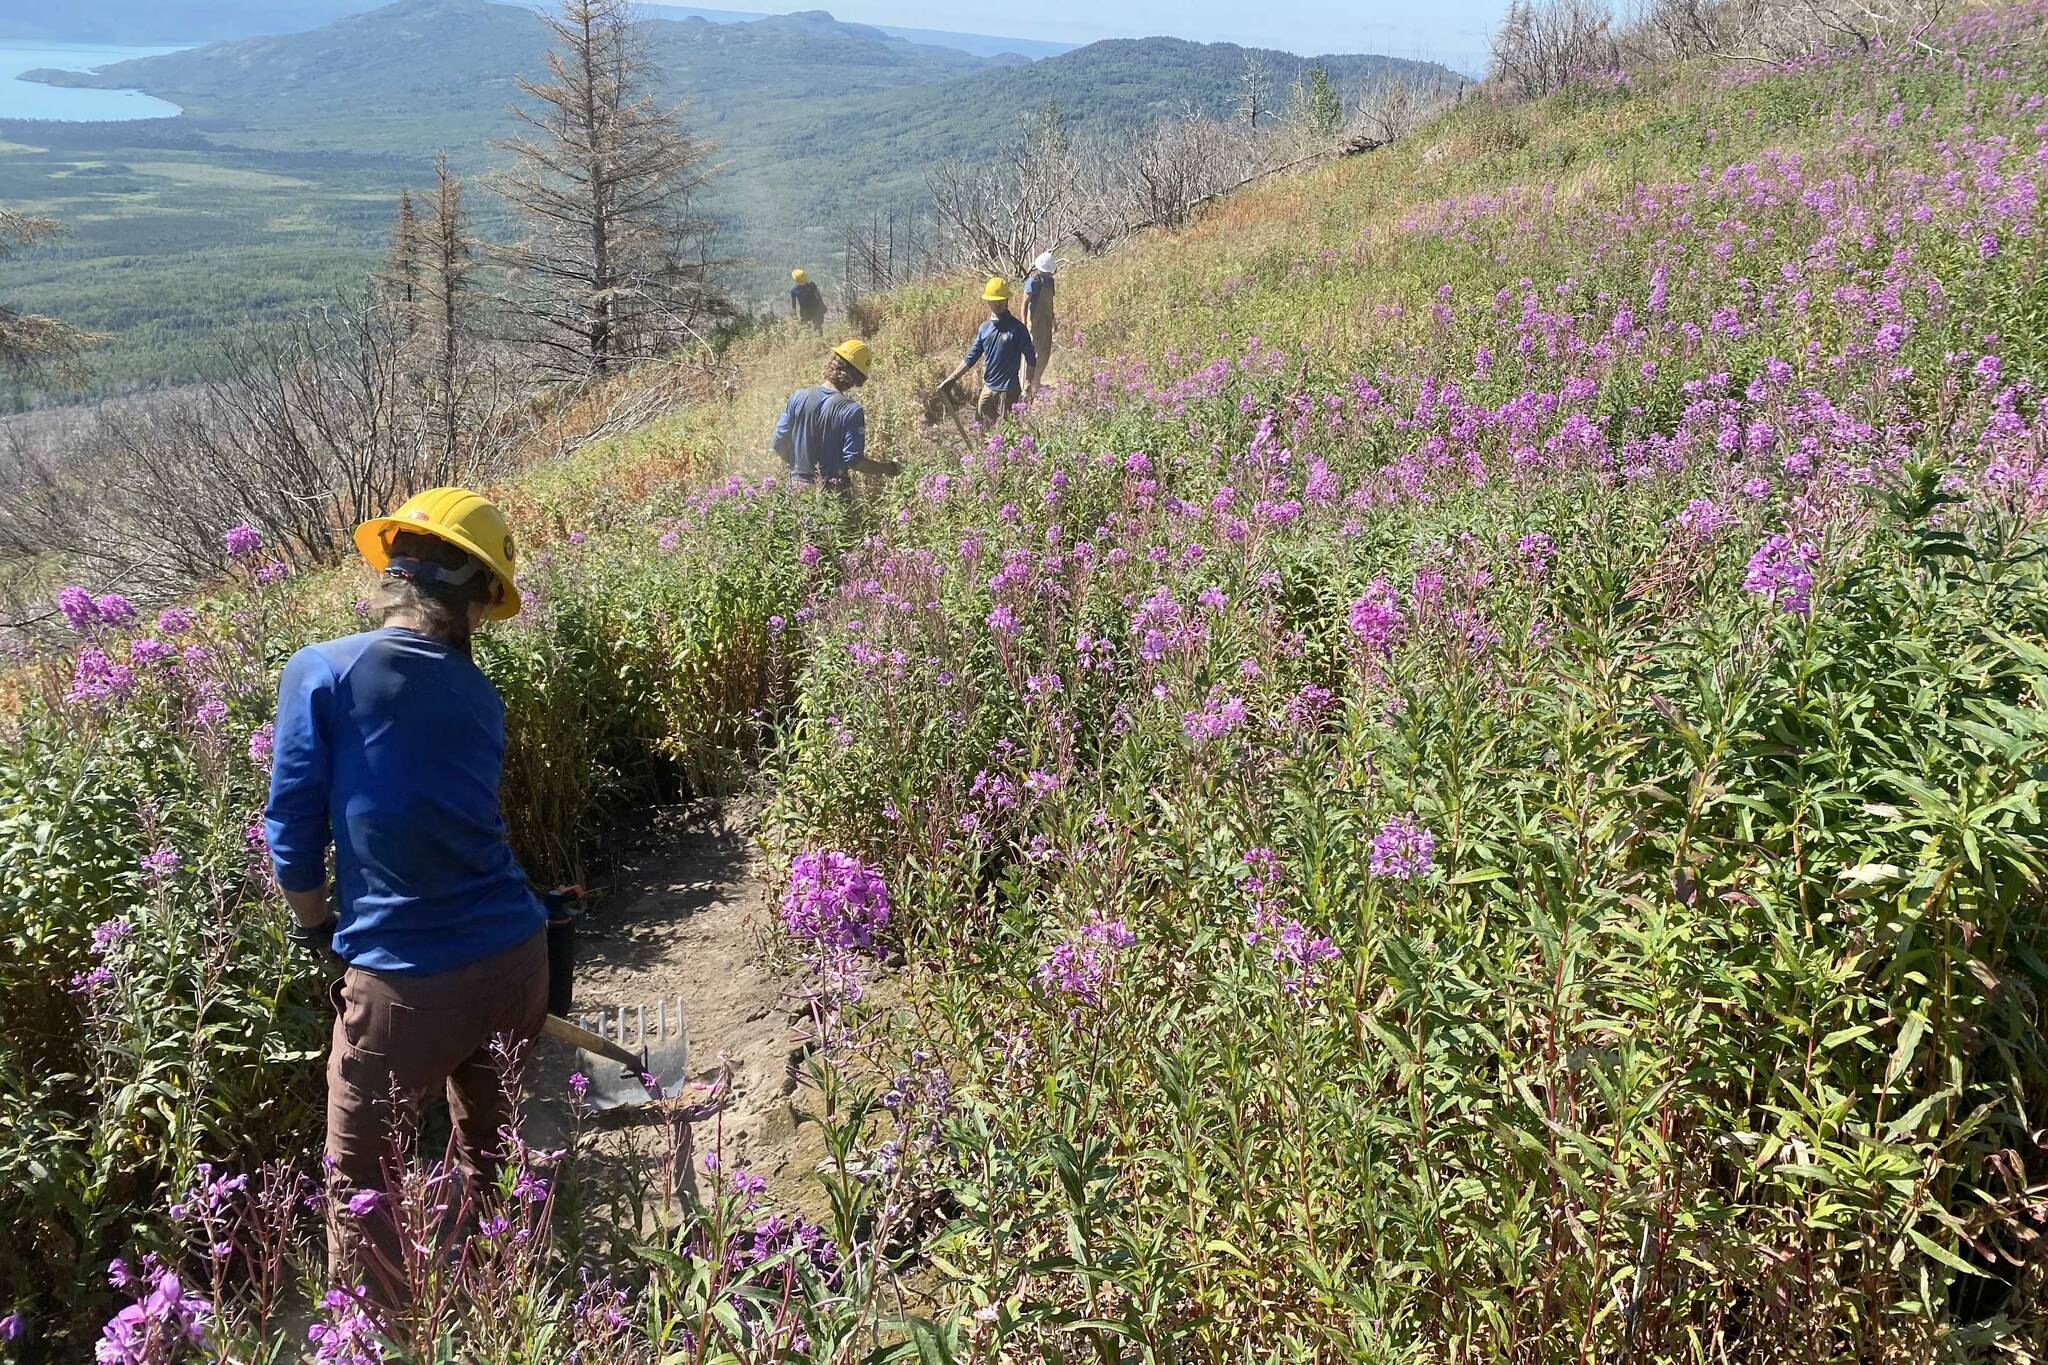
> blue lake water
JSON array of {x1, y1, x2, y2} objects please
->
[{"x1": 0, "y1": 42, "x2": 188, "y2": 122}]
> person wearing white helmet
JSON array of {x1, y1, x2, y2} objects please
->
[{"x1": 1023, "y1": 250, "x2": 1057, "y2": 384}]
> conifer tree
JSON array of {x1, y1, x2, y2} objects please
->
[
  {"x1": 383, "y1": 187, "x2": 422, "y2": 328},
  {"x1": 490, "y1": 0, "x2": 727, "y2": 378},
  {"x1": 419, "y1": 153, "x2": 478, "y2": 466},
  {"x1": 0, "y1": 210, "x2": 97, "y2": 379}
]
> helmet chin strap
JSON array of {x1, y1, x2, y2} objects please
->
[{"x1": 385, "y1": 554, "x2": 485, "y2": 591}]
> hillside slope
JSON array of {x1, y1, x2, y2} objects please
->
[{"x1": 5, "y1": 3, "x2": 2048, "y2": 1355}]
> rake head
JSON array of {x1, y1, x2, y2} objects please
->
[{"x1": 561, "y1": 997, "x2": 690, "y2": 1111}]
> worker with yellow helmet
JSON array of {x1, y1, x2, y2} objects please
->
[
  {"x1": 773, "y1": 337, "x2": 902, "y2": 488},
  {"x1": 264, "y1": 486, "x2": 547, "y2": 1292},
  {"x1": 939, "y1": 275, "x2": 1039, "y2": 424},
  {"x1": 789, "y1": 267, "x2": 825, "y2": 335}
]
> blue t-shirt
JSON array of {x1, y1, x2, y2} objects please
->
[
  {"x1": 773, "y1": 385, "x2": 867, "y2": 484},
  {"x1": 790, "y1": 281, "x2": 824, "y2": 317},
  {"x1": 264, "y1": 628, "x2": 543, "y2": 975},
  {"x1": 1024, "y1": 273, "x2": 1054, "y2": 309},
  {"x1": 964, "y1": 314, "x2": 1038, "y2": 394}
]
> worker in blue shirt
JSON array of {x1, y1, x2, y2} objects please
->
[
  {"x1": 790, "y1": 268, "x2": 825, "y2": 335},
  {"x1": 264, "y1": 486, "x2": 544, "y2": 1292},
  {"x1": 940, "y1": 276, "x2": 1039, "y2": 424},
  {"x1": 773, "y1": 337, "x2": 902, "y2": 488}
]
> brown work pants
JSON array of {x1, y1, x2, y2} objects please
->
[
  {"x1": 324, "y1": 930, "x2": 547, "y2": 1282},
  {"x1": 1028, "y1": 313, "x2": 1054, "y2": 383},
  {"x1": 976, "y1": 385, "x2": 1021, "y2": 424}
]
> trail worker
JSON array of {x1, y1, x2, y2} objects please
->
[
  {"x1": 263, "y1": 487, "x2": 547, "y2": 1290},
  {"x1": 790, "y1": 268, "x2": 826, "y2": 335},
  {"x1": 1023, "y1": 250, "x2": 1057, "y2": 384},
  {"x1": 940, "y1": 276, "x2": 1038, "y2": 424},
  {"x1": 772, "y1": 337, "x2": 902, "y2": 488}
]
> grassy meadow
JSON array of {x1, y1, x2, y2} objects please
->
[{"x1": 3, "y1": 3, "x2": 2048, "y2": 1359}]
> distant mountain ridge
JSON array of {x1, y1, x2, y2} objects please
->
[
  {"x1": 630, "y1": 3, "x2": 1077, "y2": 59},
  {"x1": 0, "y1": 0, "x2": 1068, "y2": 64}
]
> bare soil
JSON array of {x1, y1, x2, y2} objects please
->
[{"x1": 525, "y1": 802, "x2": 834, "y2": 1220}]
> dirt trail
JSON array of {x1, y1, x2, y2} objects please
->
[{"x1": 527, "y1": 803, "x2": 830, "y2": 1212}]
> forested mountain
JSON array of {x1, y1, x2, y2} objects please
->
[
  {"x1": 28, "y1": 0, "x2": 1001, "y2": 156},
  {"x1": 0, "y1": 0, "x2": 385, "y2": 44}
]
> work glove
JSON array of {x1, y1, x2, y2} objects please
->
[
  {"x1": 542, "y1": 885, "x2": 585, "y2": 924},
  {"x1": 287, "y1": 914, "x2": 341, "y2": 962}
]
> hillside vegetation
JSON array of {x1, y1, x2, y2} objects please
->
[{"x1": 3, "y1": 2, "x2": 2047, "y2": 1359}]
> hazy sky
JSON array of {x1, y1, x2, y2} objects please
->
[{"x1": 767, "y1": 0, "x2": 1502, "y2": 73}]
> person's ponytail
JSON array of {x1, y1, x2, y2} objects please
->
[{"x1": 372, "y1": 529, "x2": 495, "y2": 656}]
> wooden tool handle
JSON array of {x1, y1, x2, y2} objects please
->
[{"x1": 541, "y1": 1013, "x2": 643, "y2": 1073}]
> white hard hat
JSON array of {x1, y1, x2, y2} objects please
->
[{"x1": 1033, "y1": 251, "x2": 1056, "y2": 274}]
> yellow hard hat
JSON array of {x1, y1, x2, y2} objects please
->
[
  {"x1": 792, "y1": 268, "x2": 808, "y2": 283},
  {"x1": 981, "y1": 275, "x2": 1011, "y2": 302},
  {"x1": 831, "y1": 337, "x2": 872, "y2": 377},
  {"x1": 354, "y1": 486, "x2": 522, "y2": 621}
]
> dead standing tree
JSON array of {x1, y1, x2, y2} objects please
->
[
  {"x1": 420, "y1": 152, "x2": 481, "y2": 465},
  {"x1": 1236, "y1": 50, "x2": 1277, "y2": 129},
  {"x1": 490, "y1": 0, "x2": 726, "y2": 380},
  {"x1": 926, "y1": 102, "x2": 1084, "y2": 279},
  {"x1": 1488, "y1": 0, "x2": 1621, "y2": 96}
]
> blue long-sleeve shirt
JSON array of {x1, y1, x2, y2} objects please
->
[
  {"x1": 264, "y1": 627, "x2": 543, "y2": 975},
  {"x1": 773, "y1": 385, "x2": 866, "y2": 484},
  {"x1": 963, "y1": 314, "x2": 1037, "y2": 394}
]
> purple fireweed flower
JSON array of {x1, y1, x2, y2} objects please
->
[
  {"x1": 1283, "y1": 683, "x2": 1336, "y2": 733},
  {"x1": 58, "y1": 586, "x2": 98, "y2": 631},
  {"x1": 191, "y1": 699, "x2": 228, "y2": 730},
  {"x1": 0, "y1": 1311, "x2": 20, "y2": 1342},
  {"x1": 781, "y1": 851, "x2": 890, "y2": 953},
  {"x1": 569, "y1": 1072, "x2": 589, "y2": 1100},
  {"x1": 254, "y1": 561, "x2": 290, "y2": 586},
  {"x1": 1743, "y1": 534, "x2": 1819, "y2": 615},
  {"x1": 94, "y1": 594, "x2": 136, "y2": 627},
  {"x1": 307, "y1": 1286, "x2": 383, "y2": 1365},
  {"x1": 345, "y1": 1189, "x2": 380, "y2": 1218},
  {"x1": 1370, "y1": 813, "x2": 1436, "y2": 881},
  {"x1": 248, "y1": 724, "x2": 274, "y2": 769},
  {"x1": 96, "y1": 1260, "x2": 210, "y2": 1363},
  {"x1": 67, "y1": 649, "x2": 135, "y2": 707},
  {"x1": 1675, "y1": 497, "x2": 1738, "y2": 541},
  {"x1": 90, "y1": 918, "x2": 132, "y2": 955},
  {"x1": 168, "y1": 1162, "x2": 247, "y2": 1223},
  {"x1": 71, "y1": 966, "x2": 113, "y2": 994},
  {"x1": 223, "y1": 524, "x2": 262, "y2": 559},
  {"x1": 1346, "y1": 577, "x2": 1404, "y2": 655},
  {"x1": 799, "y1": 543, "x2": 821, "y2": 567},
  {"x1": 129, "y1": 639, "x2": 175, "y2": 669},
  {"x1": 155, "y1": 608, "x2": 195, "y2": 636},
  {"x1": 1516, "y1": 532, "x2": 1555, "y2": 577},
  {"x1": 1246, "y1": 908, "x2": 1340, "y2": 997},
  {"x1": 1181, "y1": 691, "x2": 1249, "y2": 742},
  {"x1": 1035, "y1": 912, "x2": 1135, "y2": 1011}
]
